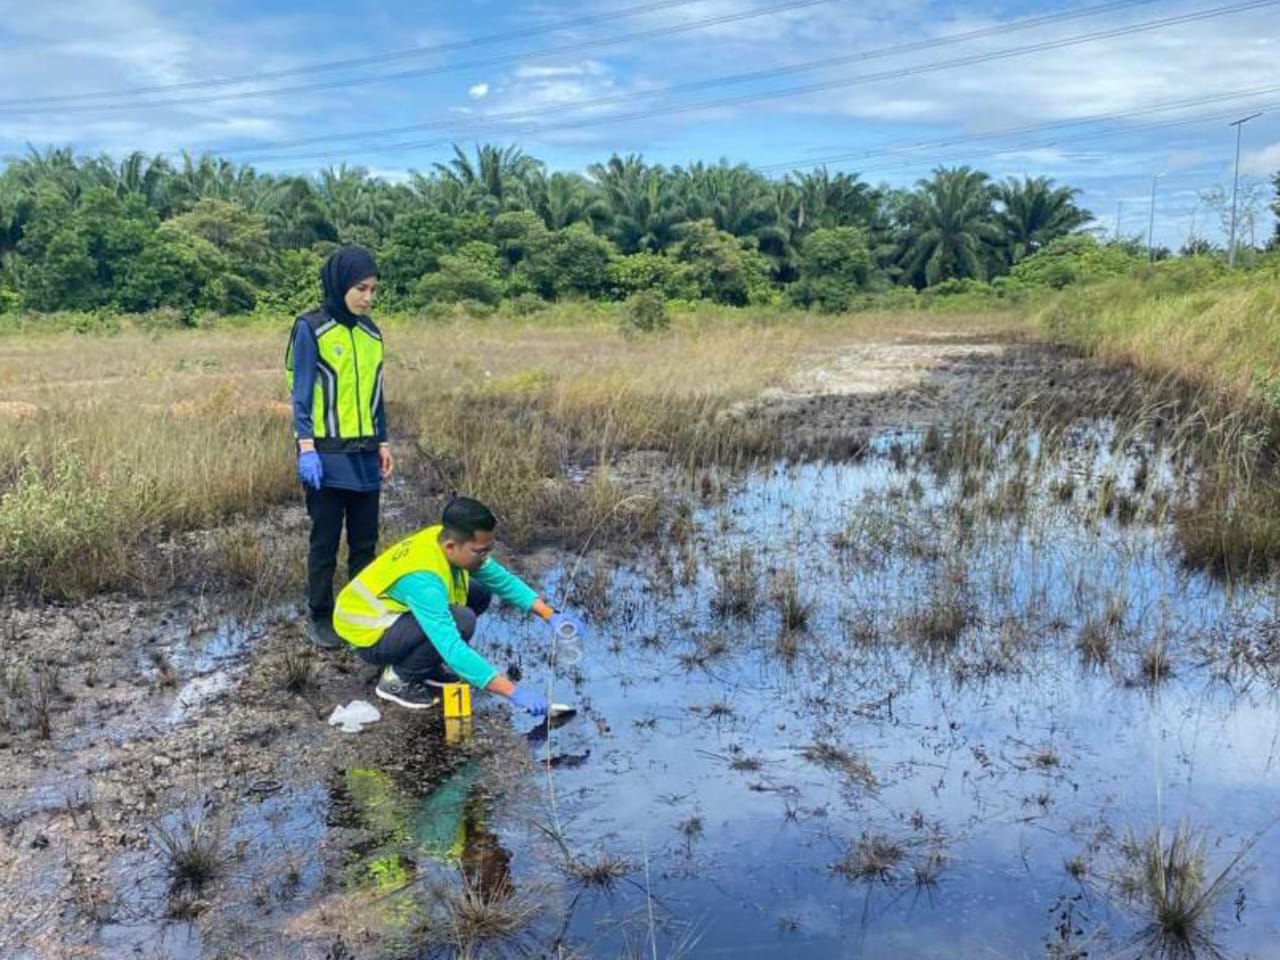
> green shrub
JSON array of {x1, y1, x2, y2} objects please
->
[
  {"x1": 1010, "y1": 234, "x2": 1143, "y2": 289},
  {"x1": 620, "y1": 290, "x2": 669, "y2": 334},
  {"x1": 0, "y1": 452, "x2": 126, "y2": 598},
  {"x1": 416, "y1": 241, "x2": 504, "y2": 306},
  {"x1": 502, "y1": 292, "x2": 549, "y2": 317}
]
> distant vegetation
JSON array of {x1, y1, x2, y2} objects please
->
[{"x1": 0, "y1": 143, "x2": 1116, "y2": 320}]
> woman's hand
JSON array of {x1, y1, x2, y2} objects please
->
[{"x1": 378, "y1": 443, "x2": 394, "y2": 479}]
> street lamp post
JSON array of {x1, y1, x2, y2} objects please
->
[{"x1": 1228, "y1": 112, "x2": 1262, "y2": 268}]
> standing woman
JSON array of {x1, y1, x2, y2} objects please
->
[{"x1": 286, "y1": 245, "x2": 393, "y2": 648}]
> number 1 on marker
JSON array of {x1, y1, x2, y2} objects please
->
[{"x1": 442, "y1": 682, "x2": 472, "y2": 719}]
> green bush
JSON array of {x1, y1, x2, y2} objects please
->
[
  {"x1": 256, "y1": 248, "x2": 323, "y2": 318},
  {"x1": 1009, "y1": 234, "x2": 1143, "y2": 289},
  {"x1": 502, "y1": 292, "x2": 549, "y2": 317},
  {"x1": 787, "y1": 227, "x2": 874, "y2": 312},
  {"x1": 620, "y1": 290, "x2": 669, "y2": 334},
  {"x1": 0, "y1": 453, "x2": 126, "y2": 598},
  {"x1": 417, "y1": 241, "x2": 504, "y2": 306},
  {"x1": 607, "y1": 251, "x2": 676, "y2": 299},
  {"x1": 518, "y1": 224, "x2": 616, "y2": 300},
  {"x1": 668, "y1": 220, "x2": 775, "y2": 306}
]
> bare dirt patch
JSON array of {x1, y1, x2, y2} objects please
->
[{"x1": 726, "y1": 332, "x2": 1138, "y2": 459}]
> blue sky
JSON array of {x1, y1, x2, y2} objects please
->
[{"x1": 1, "y1": 0, "x2": 1278, "y2": 249}]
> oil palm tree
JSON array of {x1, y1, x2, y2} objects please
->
[
  {"x1": 994, "y1": 175, "x2": 1092, "y2": 263},
  {"x1": 588, "y1": 154, "x2": 685, "y2": 253},
  {"x1": 901, "y1": 166, "x2": 1001, "y2": 285},
  {"x1": 434, "y1": 143, "x2": 543, "y2": 216},
  {"x1": 789, "y1": 167, "x2": 879, "y2": 230},
  {"x1": 527, "y1": 170, "x2": 608, "y2": 231},
  {"x1": 676, "y1": 161, "x2": 774, "y2": 238}
]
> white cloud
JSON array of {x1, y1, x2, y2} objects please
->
[
  {"x1": 514, "y1": 62, "x2": 611, "y2": 80},
  {"x1": 1242, "y1": 140, "x2": 1280, "y2": 176},
  {"x1": 472, "y1": 59, "x2": 645, "y2": 145},
  {"x1": 468, "y1": 82, "x2": 490, "y2": 99},
  {"x1": 0, "y1": 2, "x2": 405, "y2": 159}
]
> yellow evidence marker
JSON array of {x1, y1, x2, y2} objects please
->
[{"x1": 441, "y1": 682, "x2": 473, "y2": 719}]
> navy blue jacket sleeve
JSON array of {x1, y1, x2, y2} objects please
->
[
  {"x1": 291, "y1": 320, "x2": 317, "y2": 441},
  {"x1": 373, "y1": 360, "x2": 387, "y2": 443}
]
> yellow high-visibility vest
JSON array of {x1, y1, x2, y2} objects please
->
[
  {"x1": 334, "y1": 525, "x2": 469, "y2": 647},
  {"x1": 285, "y1": 310, "x2": 384, "y2": 451}
]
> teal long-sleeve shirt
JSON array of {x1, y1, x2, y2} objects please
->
[{"x1": 385, "y1": 558, "x2": 539, "y2": 689}]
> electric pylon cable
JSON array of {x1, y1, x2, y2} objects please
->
[
  {"x1": 213, "y1": 0, "x2": 1167, "y2": 157},
  {"x1": 0, "y1": 0, "x2": 844, "y2": 114},
  {"x1": 234, "y1": 0, "x2": 1280, "y2": 166},
  {"x1": 0, "y1": 0, "x2": 792, "y2": 104}
]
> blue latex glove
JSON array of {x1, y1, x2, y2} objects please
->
[
  {"x1": 509, "y1": 685, "x2": 549, "y2": 717},
  {"x1": 297, "y1": 450, "x2": 323, "y2": 490},
  {"x1": 548, "y1": 611, "x2": 586, "y2": 642}
]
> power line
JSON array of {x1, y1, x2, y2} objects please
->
[
  {"x1": 0, "y1": 0, "x2": 768, "y2": 106},
  {"x1": 821, "y1": 101, "x2": 1280, "y2": 180},
  {"x1": 234, "y1": 0, "x2": 1280, "y2": 167},
  {"x1": 214, "y1": 0, "x2": 1163, "y2": 158},
  {"x1": 0, "y1": 0, "x2": 844, "y2": 115},
  {"x1": 753, "y1": 85, "x2": 1280, "y2": 174}
]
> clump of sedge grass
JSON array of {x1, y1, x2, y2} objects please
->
[
  {"x1": 567, "y1": 850, "x2": 631, "y2": 889},
  {"x1": 29, "y1": 663, "x2": 60, "y2": 740},
  {"x1": 1078, "y1": 618, "x2": 1113, "y2": 667},
  {"x1": 800, "y1": 742, "x2": 876, "y2": 790},
  {"x1": 906, "y1": 589, "x2": 971, "y2": 648},
  {"x1": 914, "y1": 849, "x2": 946, "y2": 887},
  {"x1": 834, "y1": 833, "x2": 904, "y2": 882},
  {"x1": 150, "y1": 808, "x2": 227, "y2": 896},
  {"x1": 1112, "y1": 820, "x2": 1256, "y2": 959},
  {"x1": 1140, "y1": 641, "x2": 1174, "y2": 685},
  {"x1": 711, "y1": 547, "x2": 758, "y2": 619},
  {"x1": 428, "y1": 872, "x2": 543, "y2": 953},
  {"x1": 773, "y1": 570, "x2": 811, "y2": 634},
  {"x1": 277, "y1": 646, "x2": 317, "y2": 695}
]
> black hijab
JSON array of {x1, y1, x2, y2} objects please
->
[{"x1": 320, "y1": 245, "x2": 379, "y2": 325}]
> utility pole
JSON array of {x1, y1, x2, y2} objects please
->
[
  {"x1": 1228, "y1": 112, "x2": 1262, "y2": 267},
  {"x1": 1147, "y1": 173, "x2": 1163, "y2": 263},
  {"x1": 1115, "y1": 201, "x2": 1124, "y2": 242}
]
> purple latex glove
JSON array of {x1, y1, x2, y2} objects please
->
[
  {"x1": 509, "y1": 685, "x2": 549, "y2": 717},
  {"x1": 297, "y1": 450, "x2": 323, "y2": 490}
]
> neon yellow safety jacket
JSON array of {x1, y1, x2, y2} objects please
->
[
  {"x1": 285, "y1": 310, "x2": 384, "y2": 452},
  {"x1": 334, "y1": 525, "x2": 470, "y2": 648}
]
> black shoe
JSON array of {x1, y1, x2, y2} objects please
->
[
  {"x1": 375, "y1": 668, "x2": 440, "y2": 710},
  {"x1": 306, "y1": 617, "x2": 344, "y2": 651}
]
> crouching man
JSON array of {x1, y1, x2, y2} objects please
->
[{"x1": 333, "y1": 496, "x2": 585, "y2": 716}]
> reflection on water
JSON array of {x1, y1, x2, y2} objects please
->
[
  {"x1": 333, "y1": 424, "x2": 1280, "y2": 958},
  {"x1": 326, "y1": 716, "x2": 520, "y2": 944}
]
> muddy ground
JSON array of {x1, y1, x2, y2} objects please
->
[{"x1": 0, "y1": 334, "x2": 1158, "y2": 959}]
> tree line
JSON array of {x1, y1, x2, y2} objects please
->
[{"x1": 0, "y1": 141, "x2": 1209, "y2": 318}]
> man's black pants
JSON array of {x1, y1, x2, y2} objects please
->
[
  {"x1": 355, "y1": 584, "x2": 493, "y2": 684},
  {"x1": 305, "y1": 486, "x2": 380, "y2": 622}
]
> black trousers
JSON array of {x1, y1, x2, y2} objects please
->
[
  {"x1": 355, "y1": 584, "x2": 493, "y2": 684},
  {"x1": 305, "y1": 486, "x2": 380, "y2": 621}
]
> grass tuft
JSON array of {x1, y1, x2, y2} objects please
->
[
  {"x1": 150, "y1": 808, "x2": 226, "y2": 895},
  {"x1": 1112, "y1": 820, "x2": 1255, "y2": 959},
  {"x1": 834, "y1": 833, "x2": 904, "y2": 882}
]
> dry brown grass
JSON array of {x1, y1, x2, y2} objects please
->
[{"x1": 0, "y1": 309, "x2": 1019, "y2": 597}]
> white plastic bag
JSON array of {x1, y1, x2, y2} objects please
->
[{"x1": 328, "y1": 699, "x2": 382, "y2": 733}]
